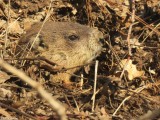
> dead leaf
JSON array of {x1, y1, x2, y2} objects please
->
[{"x1": 116, "y1": 59, "x2": 145, "y2": 80}]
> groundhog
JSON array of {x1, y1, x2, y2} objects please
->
[{"x1": 16, "y1": 21, "x2": 103, "y2": 85}]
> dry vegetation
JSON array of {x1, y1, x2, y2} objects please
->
[{"x1": 0, "y1": 0, "x2": 160, "y2": 120}]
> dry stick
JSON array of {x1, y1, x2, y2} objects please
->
[
  {"x1": 127, "y1": 0, "x2": 135, "y2": 56},
  {"x1": 142, "y1": 23, "x2": 160, "y2": 43},
  {"x1": 113, "y1": 81, "x2": 160, "y2": 117},
  {"x1": 113, "y1": 2, "x2": 140, "y2": 115},
  {"x1": 119, "y1": 0, "x2": 135, "y2": 79},
  {"x1": 92, "y1": 60, "x2": 99, "y2": 112},
  {"x1": 0, "y1": 59, "x2": 67, "y2": 120},
  {"x1": 28, "y1": 2, "x2": 52, "y2": 52},
  {"x1": 64, "y1": 95, "x2": 73, "y2": 111},
  {"x1": 4, "y1": 57, "x2": 95, "y2": 76},
  {"x1": 0, "y1": 102, "x2": 36, "y2": 120},
  {"x1": 80, "y1": 74, "x2": 84, "y2": 90},
  {"x1": 112, "y1": 86, "x2": 146, "y2": 116},
  {"x1": 104, "y1": 0, "x2": 160, "y2": 35},
  {"x1": 0, "y1": 17, "x2": 20, "y2": 38},
  {"x1": 72, "y1": 96, "x2": 80, "y2": 112},
  {"x1": 4, "y1": 57, "x2": 92, "y2": 81},
  {"x1": 5, "y1": 57, "x2": 57, "y2": 66},
  {"x1": 21, "y1": 0, "x2": 53, "y2": 65},
  {"x1": 127, "y1": 11, "x2": 160, "y2": 35}
]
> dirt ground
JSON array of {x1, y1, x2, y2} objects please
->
[{"x1": 0, "y1": 0, "x2": 160, "y2": 120}]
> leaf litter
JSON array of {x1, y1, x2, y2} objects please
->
[{"x1": 0, "y1": 0, "x2": 159, "y2": 119}]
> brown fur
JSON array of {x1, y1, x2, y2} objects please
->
[{"x1": 16, "y1": 21, "x2": 103, "y2": 84}]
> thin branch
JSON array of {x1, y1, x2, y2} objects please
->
[
  {"x1": 127, "y1": 0, "x2": 135, "y2": 56},
  {"x1": 0, "y1": 102, "x2": 36, "y2": 119},
  {"x1": 112, "y1": 86, "x2": 146, "y2": 116},
  {"x1": 92, "y1": 60, "x2": 99, "y2": 112},
  {"x1": 0, "y1": 58, "x2": 67, "y2": 120},
  {"x1": 21, "y1": 0, "x2": 53, "y2": 65}
]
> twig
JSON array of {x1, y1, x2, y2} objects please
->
[
  {"x1": 80, "y1": 74, "x2": 84, "y2": 90},
  {"x1": 127, "y1": 0, "x2": 135, "y2": 56},
  {"x1": 64, "y1": 95, "x2": 73, "y2": 112},
  {"x1": 92, "y1": 60, "x2": 99, "y2": 112},
  {"x1": 119, "y1": 1, "x2": 135, "y2": 81},
  {"x1": 113, "y1": 96, "x2": 131, "y2": 116},
  {"x1": 112, "y1": 86, "x2": 146, "y2": 116},
  {"x1": 4, "y1": 57, "x2": 57, "y2": 66},
  {"x1": 105, "y1": 0, "x2": 160, "y2": 35},
  {"x1": 142, "y1": 23, "x2": 160, "y2": 43},
  {"x1": 127, "y1": 10, "x2": 160, "y2": 35},
  {"x1": 0, "y1": 58, "x2": 67, "y2": 120},
  {"x1": 4, "y1": 57, "x2": 96, "y2": 73},
  {"x1": 0, "y1": 102, "x2": 36, "y2": 120},
  {"x1": 0, "y1": 17, "x2": 20, "y2": 38},
  {"x1": 72, "y1": 96, "x2": 80, "y2": 112},
  {"x1": 21, "y1": 0, "x2": 53, "y2": 65}
]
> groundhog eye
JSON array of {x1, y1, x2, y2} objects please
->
[{"x1": 68, "y1": 35, "x2": 79, "y2": 41}]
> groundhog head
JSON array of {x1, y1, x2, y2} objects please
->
[{"x1": 16, "y1": 21, "x2": 103, "y2": 83}]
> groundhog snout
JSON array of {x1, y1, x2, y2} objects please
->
[
  {"x1": 88, "y1": 28, "x2": 103, "y2": 52},
  {"x1": 92, "y1": 28, "x2": 103, "y2": 44}
]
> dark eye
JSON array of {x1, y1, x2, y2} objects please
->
[{"x1": 68, "y1": 34, "x2": 79, "y2": 41}]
